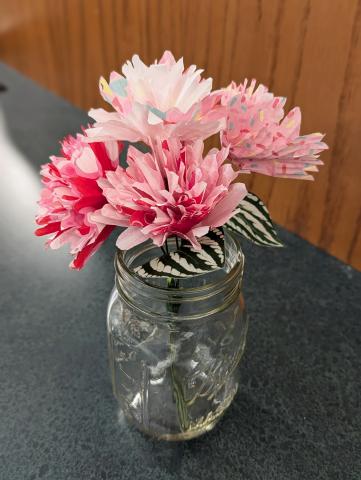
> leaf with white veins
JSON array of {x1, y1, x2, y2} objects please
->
[
  {"x1": 226, "y1": 192, "x2": 283, "y2": 247},
  {"x1": 134, "y1": 228, "x2": 225, "y2": 279}
]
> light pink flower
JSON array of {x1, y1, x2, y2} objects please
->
[
  {"x1": 91, "y1": 140, "x2": 247, "y2": 250},
  {"x1": 86, "y1": 51, "x2": 225, "y2": 145},
  {"x1": 221, "y1": 80, "x2": 328, "y2": 180},
  {"x1": 35, "y1": 132, "x2": 122, "y2": 269}
]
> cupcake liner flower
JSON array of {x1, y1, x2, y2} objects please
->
[
  {"x1": 35, "y1": 132, "x2": 122, "y2": 269},
  {"x1": 35, "y1": 51, "x2": 328, "y2": 270},
  {"x1": 86, "y1": 51, "x2": 225, "y2": 145},
  {"x1": 91, "y1": 139, "x2": 247, "y2": 250},
  {"x1": 221, "y1": 80, "x2": 328, "y2": 180}
]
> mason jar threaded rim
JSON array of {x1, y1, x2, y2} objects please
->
[{"x1": 114, "y1": 231, "x2": 244, "y2": 320}]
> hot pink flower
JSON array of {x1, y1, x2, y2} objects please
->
[
  {"x1": 86, "y1": 51, "x2": 225, "y2": 145},
  {"x1": 35, "y1": 133, "x2": 122, "y2": 269},
  {"x1": 91, "y1": 140, "x2": 247, "y2": 250},
  {"x1": 221, "y1": 80, "x2": 328, "y2": 180}
]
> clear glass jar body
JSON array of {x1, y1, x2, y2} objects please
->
[{"x1": 107, "y1": 233, "x2": 248, "y2": 440}]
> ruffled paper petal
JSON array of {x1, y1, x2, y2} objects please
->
[
  {"x1": 35, "y1": 130, "x2": 122, "y2": 269},
  {"x1": 98, "y1": 139, "x2": 247, "y2": 250},
  {"x1": 221, "y1": 80, "x2": 328, "y2": 180},
  {"x1": 71, "y1": 225, "x2": 115, "y2": 270},
  {"x1": 86, "y1": 51, "x2": 225, "y2": 144}
]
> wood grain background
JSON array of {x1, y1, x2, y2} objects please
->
[{"x1": 1, "y1": 0, "x2": 360, "y2": 269}]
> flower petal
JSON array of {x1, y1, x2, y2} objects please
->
[{"x1": 116, "y1": 227, "x2": 148, "y2": 250}]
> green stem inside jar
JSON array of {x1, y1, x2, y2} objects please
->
[{"x1": 167, "y1": 274, "x2": 191, "y2": 432}]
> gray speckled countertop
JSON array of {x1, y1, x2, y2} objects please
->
[{"x1": 0, "y1": 63, "x2": 360, "y2": 480}]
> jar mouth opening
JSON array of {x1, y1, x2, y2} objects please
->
[{"x1": 115, "y1": 230, "x2": 244, "y2": 296}]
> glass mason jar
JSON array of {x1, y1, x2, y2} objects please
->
[{"x1": 107, "y1": 231, "x2": 248, "y2": 440}]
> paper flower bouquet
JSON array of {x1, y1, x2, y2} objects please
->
[{"x1": 35, "y1": 52, "x2": 327, "y2": 440}]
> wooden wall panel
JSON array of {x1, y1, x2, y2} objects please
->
[{"x1": 0, "y1": 0, "x2": 360, "y2": 269}]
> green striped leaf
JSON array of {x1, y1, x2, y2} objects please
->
[
  {"x1": 226, "y1": 192, "x2": 283, "y2": 247},
  {"x1": 134, "y1": 228, "x2": 225, "y2": 279}
]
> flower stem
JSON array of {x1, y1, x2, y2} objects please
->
[
  {"x1": 166, "y1": 276, "x2": 190, "y2": 432},
  {"x1": 169, "y1": 331, "x2": 190, "y2": 432}
]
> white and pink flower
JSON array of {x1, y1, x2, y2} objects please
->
[
  {"x1": 91, "y1": 140, "x2": 247, "y2": 250},
  {"x1": 86, "y1": 51, "x2": 225, "y2": 144},
  {"x1": 35, "y1": 133, "x2": 122, "y2": 269}
]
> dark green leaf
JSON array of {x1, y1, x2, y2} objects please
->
[
  {"x1": 226, "y1": 192, "x2": 283, "y2": 247},
  {"x1": 134, "y1": 228, "x2": 225, "y2": 279}
]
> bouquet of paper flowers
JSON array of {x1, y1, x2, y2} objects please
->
[{"x1": 35, "y1": 51, "x2": 327, "y2": 278}]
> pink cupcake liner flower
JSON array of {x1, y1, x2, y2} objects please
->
[
  {"x1": 221, "y1": 80, "x2": 328, "y2": 180},
  {"x1": 35, "y1": 132, "x2": 123, "y2": 269},
  {"x1": 86, "y1": 51, "x2": 226, "y2": 145},
  {"x1": 91, "y1": 139, "x2": 247, "y2": 250}
]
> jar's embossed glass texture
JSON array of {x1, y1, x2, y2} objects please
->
[{"x1": 107, "y1": 233, "x2": 248, "y2": 440}]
